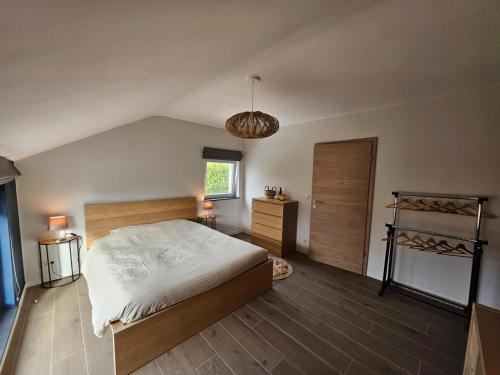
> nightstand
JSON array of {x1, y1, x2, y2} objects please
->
[
  {"x1": 197, "y1": 214, "x2": 217, "y2": 230},
  {"x1": 38, "y1": 234, "x2": 81, "y2": 288}
]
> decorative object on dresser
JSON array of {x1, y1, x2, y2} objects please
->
[
  {"x1": 277, "y1": 186, "x2": 287, "y2": 201},
  {"x1": 264, "y1": 185, "x2": 276, "y2": 199},
  {"x1": 463, "y1": 303, "x2": 500, "y2": 374},
  {"x1": 251, "y1": 197, "x2": 298, "y2": 257},
  {"x1": 379, "y1": 191, "x2": 488, "y2": 319},
  {"x1": 38, "y1": 234, "x2": 81, "y2": 288},
  {"x1": 225, "y1": 75, "x2": 279, "y2": 139}
]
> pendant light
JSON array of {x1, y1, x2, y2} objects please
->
[{"x1": 225, "y1": 75, "x2": 279, "y2": 139}]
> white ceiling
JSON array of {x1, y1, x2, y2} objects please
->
[{"x1": 1, "y1": 0, "x2": 499, "y2": 160}]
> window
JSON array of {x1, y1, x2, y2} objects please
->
[
  {"x1": 0, "y1": 180, "x2": 24, "y2": 360},
  {"x1": 202, "y1": 147, "x2": 242, "y2": 200},
  {"x1": 204, "y1": 160, "x2": 239, "y2": 199}
]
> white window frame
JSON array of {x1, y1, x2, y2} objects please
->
[{"x1": 203, "y1": 159, "x2": 239, "y2": 200}]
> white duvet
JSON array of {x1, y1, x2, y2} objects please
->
[{"x1": 84, "y1": 219, "x2": 268, "y2": 337}]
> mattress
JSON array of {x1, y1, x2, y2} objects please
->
[{"x1": 84, "y1": 219, "x2": 268, "y2": 337}]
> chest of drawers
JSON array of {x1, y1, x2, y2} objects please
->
[
  {"x1": 463, "y1": 304, "x2": 500, "y2": 374},
  {"x1": 251, "y1": 198, "x2": 298, "y2": 257}
]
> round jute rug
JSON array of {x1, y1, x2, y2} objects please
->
[{"x1": 270, "y1": 256, "x2": 294, "y2": 280}]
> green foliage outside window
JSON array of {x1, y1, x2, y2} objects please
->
[{"x1": 205, "y1": 162, "x2": 232, "y2": 195}]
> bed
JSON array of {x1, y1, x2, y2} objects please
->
[{"x1": 84, "y1": 197, "x2": 272, "y2": 375}]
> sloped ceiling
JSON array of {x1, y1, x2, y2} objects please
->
[{"x1": 1, "y1": 0, "x2": 499, "y2": 160}]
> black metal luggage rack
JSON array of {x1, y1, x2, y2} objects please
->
[{"x1": 378, "y1": 191, "x2": 488, "y2": 319}]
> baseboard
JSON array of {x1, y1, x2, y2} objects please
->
[
  {"x1": 24, "y1": 280, "x2": 40, "y2": 288},
  {"x1": 224, "y1": 229, "x2": 244, "y2": 236},
  {"x1": 296, "y1": 248, "x2": 308, "y2": 255}
]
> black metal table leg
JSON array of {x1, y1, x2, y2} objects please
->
[
  {"x1": 45, "y1": 244, "x2": 52, "y2": 287},
  {"x1": 76, "y1": 236, "x2": 81, "y2": 278},
  {"x1": 38, "y1": 242, "x2": 44, "y2": 287},
  {"x1": 69, "y1": 239, "x2": 74, "y2": 281}
]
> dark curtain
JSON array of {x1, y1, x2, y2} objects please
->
[
  {"x1": 0, "y1": 181, "x2": 24, "y2": 306},
  {"x1": 202, "y1": 147, "x2": 243, "y2": 161}
]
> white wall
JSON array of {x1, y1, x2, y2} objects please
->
[
  {"x1": 242, "y1": 87, "x2": 500, "y2": 309},
  {"x1": 16, "y1": 116, "x2": 243, "y2": 285},
  {"x1": 14, "y1": 87, "x2": 500, "y2": 309}
]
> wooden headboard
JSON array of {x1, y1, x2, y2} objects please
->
[{"x1": 84, "y1": 196, "x2": 197, "y2": 249}]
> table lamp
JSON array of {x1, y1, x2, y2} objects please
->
[
  {"x1": 48, "y1": 216, "x2": 69, "y2": 240},
  {"x1": 203, "y1": 201, "x2": 214, "y2": 217}
]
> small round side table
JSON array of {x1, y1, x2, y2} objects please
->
[
  {"x1": 38, "y1": 234, "x2": 81, "y2": 288},
  {"x1": 197, "y1": 214, "x2": 217, "y2": 230}
]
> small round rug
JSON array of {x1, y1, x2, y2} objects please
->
[{"x1": 270, "y1": 256, "x2": 293, "y2": 280}]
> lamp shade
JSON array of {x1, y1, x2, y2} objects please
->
[
  {"x1": 48, "y1": 216, "x2": 69, "y2": 231},
  {"x1": 203, "y1": 201, "x2": 214, "y2": 210},
  {"x1": 225, "y1": 75, "x2": 279, "y2": 139},
  {"x1": 225, "y1": 111, "x2": 279, "y2": 139}
]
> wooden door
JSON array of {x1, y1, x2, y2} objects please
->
[{"x1": 309, "y1": 138, "x2": 377, "y2": 274}]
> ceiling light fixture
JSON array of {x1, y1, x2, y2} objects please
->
[{"x1": 225, "y1": 75, "x2": 279, "y2": 139}]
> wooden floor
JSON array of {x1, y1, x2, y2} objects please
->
[
  {"x1": 0, "y1": 307, "x2": 17, "y2": 360},
  {"x1": 8, "y1": 250, "x2": 467, "y2": 374}
]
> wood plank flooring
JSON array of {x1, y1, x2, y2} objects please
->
[
  {"x1": 0, "y1": 307, "x2": 17, "y2": 360},
  {"x1": 9, "y1": 246, "x2": 467, "y2": 374}
]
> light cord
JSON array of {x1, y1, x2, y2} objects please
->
[{"x1": 251, "y1": 79, "x2": 254, "y2": 112}]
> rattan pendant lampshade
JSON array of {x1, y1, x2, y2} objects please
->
[{"x1": 225, "y1": 76, "x2": 279, "y2": 139}]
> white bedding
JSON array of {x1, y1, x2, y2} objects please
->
[{"x1": 84, "y1": 219, "x2": 268, "y2": 337}]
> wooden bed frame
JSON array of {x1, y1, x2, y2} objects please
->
[{"x1": 84, "y1": 197, "x2": 273, "y2": 375}]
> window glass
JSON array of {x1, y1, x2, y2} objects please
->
[{"x1": 204, "y1": 161, "x2": 238, "y2": 198}]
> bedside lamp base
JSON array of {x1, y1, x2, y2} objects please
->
[{"x1": 54, "y1": 230, "x2": 68, "y2": 241}]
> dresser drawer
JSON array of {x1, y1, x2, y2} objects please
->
[
  {"x1": 251, "y1": 234, "x2": 283, "y2": 257},
  {"x1": 251, "y1": 197, "x2": 298, "y2": 258},
  {"x1": 252, "y1": 200, "x2": 283, "y2": 217},
  {"x1": 251, "y1": 222, "x2": 283, "y2": 242},
  {"x1": 252, "y1": 211, "x2": 283, "y2": 230}
]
